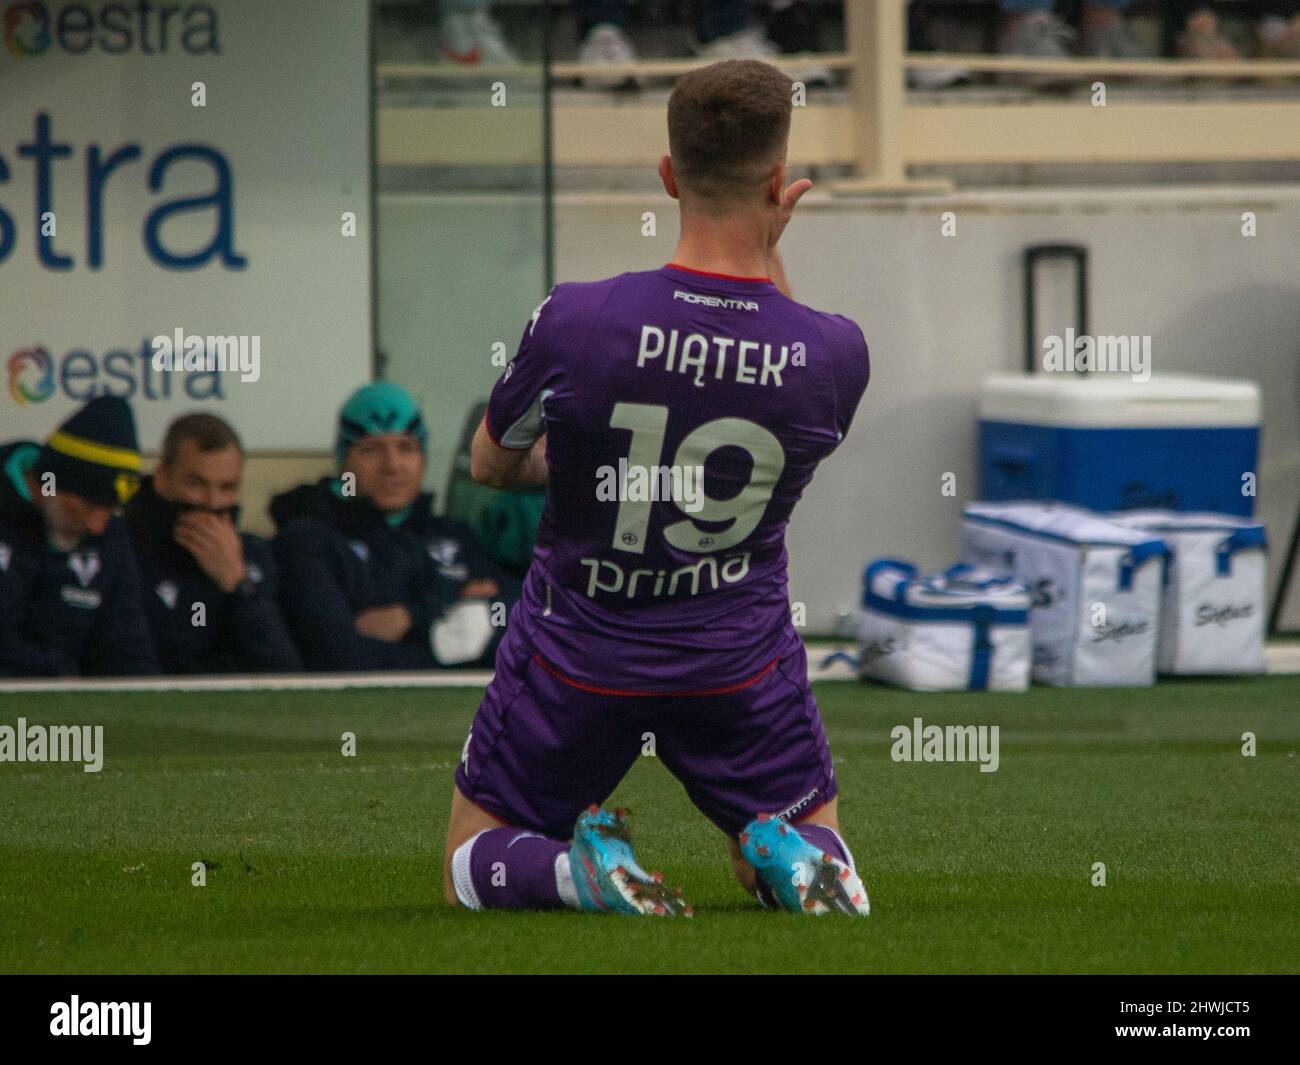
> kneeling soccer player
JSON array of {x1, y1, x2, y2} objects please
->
[{"x1": 443, "y1": 59, "x2": 871, "y2": 917}]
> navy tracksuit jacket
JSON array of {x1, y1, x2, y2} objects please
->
[
  {"x1": 270, "y1": 478, "x2": 519, "y2": 671},
  {"x1": 123, "y1": 476, "x2": 302, "y2": 675},
  {"x1": 0, "y1": 440, "x2": 158, "y2": 677}
]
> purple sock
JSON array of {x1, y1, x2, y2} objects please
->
[
  {"x1": 794, "y1": 823, "x2": 853, "y2": 867},
  {"x1": 451, "y1": 828, "x2": 572, "y2": 910}
]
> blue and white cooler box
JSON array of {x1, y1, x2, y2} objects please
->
[
  {"x1": 959, "y1": 502, "x2": 1170, "y2": 687},
  {"x1": 1107, "y1": 511, "x2": 1267, "y2": 675},
  {"x1": 858, "y1": 560, "x2": 1032, "y2": 692},
  {"x1": 979, "y1": 374, "x2": 1260, "y2": 516}
]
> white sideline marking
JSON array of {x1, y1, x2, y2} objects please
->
[
  {"x1": 0, "y1": 671, "x2": 495, "y2": 694},
  {"x1": 810, "y1": 643, "x2": 1300, "y2": 681},
  {"x1": 1265, "y1": 643, "x2": 1300, "y2": 674},
  {"x1": 0, "y1": 645, "x2": 1296, "y2": 693},
  {"x1": 8, "y1": 762, "x2": 459, "y2": 782}
]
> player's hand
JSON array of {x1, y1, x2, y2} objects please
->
[
  {"x1": 461, "y1": 579, "x2": 499, "y2": 600},
  {"x1": 174, "y1": 510, "x2": 246, "y2": 594},
  {"x1": 770, "y1": 177, "x2": 812, "y2": 251},
  {"x1": 355, "y1": 604, "x2": 413, "y2": 642}
]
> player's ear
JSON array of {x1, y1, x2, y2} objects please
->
[
  {"x1": 658, "y1": 155, "x2": 679, "y2": 199},
  {"x1": 768, "y1": 161, "x2": 786, "y2": 205}
]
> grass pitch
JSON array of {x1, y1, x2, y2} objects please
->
[{"x1": 1, "y1": 676, "x2": 1297, "y2": 974}]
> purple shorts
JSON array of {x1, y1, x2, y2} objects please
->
[{"x1": 454, "y1": 631, "x2": 837, "y2": 839}]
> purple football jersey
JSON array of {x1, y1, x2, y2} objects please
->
[{"x1": 485, "y1": 262, "x2": 869, "y2": 692}]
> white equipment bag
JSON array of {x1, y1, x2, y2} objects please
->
[
  {"x1": 1107, "y1": 511, "x2": 1267, "y2": 675},
  {"x1": 959, "y1": 502, "x2": 1170, "y2": 687},
  {"x1": 858, "y1": 560, "x2": 1032, "y2": 692}
]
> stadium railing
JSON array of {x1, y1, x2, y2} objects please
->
[{"x1": 375, "y1": 2, "x2": 1300, "y2": 188}]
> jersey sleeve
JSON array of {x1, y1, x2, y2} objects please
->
[
  {"x1": 823, "y1": 312, "x2": 871, "y2": 441},
  {"x1": 485, "y1": 285, "x2": 575, "y2": 450}
]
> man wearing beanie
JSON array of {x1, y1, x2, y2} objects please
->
[
  {"x1": 125, "y1": 412, "x2": 301, "y2": 674},
  {"x1": 0, "y1": 395, "x2": 159, "y2": 676},
  {"x1": 270, "y1": 382, "x2": 518, "y2": 671}
]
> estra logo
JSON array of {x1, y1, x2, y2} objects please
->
[
  {"x1": 6, "y1": 341, "x2": 230, "y2": 404},
  {"x1": 2, "y1": 1, "x2": 219, "y2": 58},
  {"x1": 7, "y1": 346, "x2": 55, "y2": 404},
  {"x1": 4, "y1": 2, "x2": 48, "y2": 55}
]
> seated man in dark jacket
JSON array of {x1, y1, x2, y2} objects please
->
[
  {"x1": 271, "y1": 382, "x2": 518, "y2": 671},
  {"x1": 0, "y1": 396, "x2": 158, "y2": 677},
  {"x1": 125, "y1": 413, "x2": 301, "y2": 674}
]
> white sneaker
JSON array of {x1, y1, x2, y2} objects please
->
[
  {"x1": 577, "y1": 22, "x2": 640, "y2": 90},
  {"x1": 999, "y1": 11, "x2": 1074, "y2": 58},
  {"x1": 441, "y1": 9, "x2": 521, "y2": 67},
  {"x1": 998, "y1": 11, "x2": 1075, "y2": 88},
  {"x1": 695, "y1": 27, "x2": 778, "y2": 60},
  {"x1": 696, "y1": 28, "x2": 831, "y2": 86},
  {"x1": 908, "y1": 65, "x2": 971, "y2": 89}
]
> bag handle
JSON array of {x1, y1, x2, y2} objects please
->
[
  {"x1": 1216, "y1": 527, "x2": 1268, "y2": 576},
  {"x1": 1023, "y1": 243, "x2": 1089, "y2": 374},
  {"x1": 863, "y1": 559, "x2": 918, "y2": 606}
]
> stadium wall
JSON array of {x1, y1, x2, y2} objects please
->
[{"x1": 283, "y1": 187, "x2": 1300, "y2": 632}]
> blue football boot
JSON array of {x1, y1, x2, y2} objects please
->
[
  {"x1": 740, "y1": 813, "x2": 870, "y2": 916},
  {"x1": 569, "y1": 806, "x2": 692, "y2": 916}
]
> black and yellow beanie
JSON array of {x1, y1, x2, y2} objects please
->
[{"x1": 37, "y1": 396, "x2": 142, "y2": 506}]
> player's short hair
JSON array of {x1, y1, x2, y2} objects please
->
[
  {"x1": 159, "y1": 412, "x2": 243, "y2": 468},
  {"x1": 668, "y1": 59, "x2": 793, "y2": 208}
]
